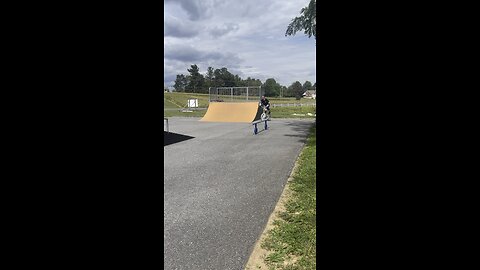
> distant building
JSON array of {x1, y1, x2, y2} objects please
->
[{"x1": 303, "y1": 90, "x2": 316, "y2": 99}]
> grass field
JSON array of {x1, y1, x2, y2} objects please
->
[
  {"x1": 163, "y1": 109, "x2": 207, "y2": 118},
  {"x1": 261, "y1": 125, "x2": 316, "y2": 270},
  {"x1": 268, "y1": 97, "x2": 316, "y2": 104},
  {"x1": 164, "y1": 98, "x2": 180, "y2": 109},
  {"x1": 164, "y1": 92, "x2": 210, "y2": 108},
  {"x1": 164, "y1": 92, "x2": 316, "y2": 118},
  {"x1": 271, "y1": 106, "x2": 316, "y2": 118}
]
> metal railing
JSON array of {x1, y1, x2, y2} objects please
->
[{"x1": 271, "y1": 103, "x2": 316, "y2": 107}]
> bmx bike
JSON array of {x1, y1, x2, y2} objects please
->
[{"x1": 260, "y1": 105, "x2": 271, "y2": 121}]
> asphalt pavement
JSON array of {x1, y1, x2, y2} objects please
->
[{"x1": 164, "y1": 117, "x2": 315, "y2": 270}]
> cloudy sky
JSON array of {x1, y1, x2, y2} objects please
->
[{"x1": 164, "y1": 0, "x2": 316, "y2": 88}]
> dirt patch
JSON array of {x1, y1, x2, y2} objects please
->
[{"x1": 244, "y1": 162, "x2": 300, "y2": 270}]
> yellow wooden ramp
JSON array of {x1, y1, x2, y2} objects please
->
[{"x1": 200, "y1": 102, "x2": 262, "y2": 123}]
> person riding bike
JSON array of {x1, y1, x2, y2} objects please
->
[{"x1": 259, "y1": 96, "x2": 271, "y2": 115}]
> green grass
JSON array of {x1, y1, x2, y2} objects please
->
[
  {"x1": 163, "y1": 109, "x2": 207, "y2": 118},
  {"x1": 271, "y1": 106, "x2": 316, "y2": 119},
  {"x1": 164, "y1": 98, "x2": 181, "y2": 109},
  {"x1": 269, "y1": 97, "x2": 316, "y2": 104},
  {"x1": 164, "y1": 92, "x2": 210, "y2": 108},
  {"x1": 261, "y1": 125, "x2": 316, "y2": 270},
  {"x1": 164, "y1": 92, "x2": 316, "y2": 105},
  {"x1": 163, "y1": 92, "x2": 316, "y2": 118}
]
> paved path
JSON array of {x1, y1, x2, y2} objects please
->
[{"x1": 164, "y1": 117, "x2": 315, "y2": 270}]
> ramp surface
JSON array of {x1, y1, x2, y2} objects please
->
[{"x1": 200, "y1": 102, "x2": 262, "y2": 123}]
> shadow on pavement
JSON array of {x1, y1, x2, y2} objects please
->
[
  {"x1": 282, "y1": 120, "x2": 315, "y2": 143},
  {"x1": 164, "y1": 131, "x2": 195, "y2": 146},
  {"x1": 283, "y1": 134, "x2": 308, "y2": 143},
  {"x1": 282, "y1": 120, "x2": 316, "y2": 130}
]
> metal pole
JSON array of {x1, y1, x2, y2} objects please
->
[
  {"x1": 247, "y1": 87, "x2": 249, "y2": 101},
  {"x1": 231, "y1": 87, "x2": 233, "y2": 102}
]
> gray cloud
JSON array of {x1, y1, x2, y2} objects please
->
[
  {"x1": 177, "y1": 0, "x2": 201, "y2": 20},
  {"x1": 165, "y1": 0, "x2": 217, "y2": 21},
  {"x1": 164, "y1": 74, "x2": 177, "y2": 87},
  {"x1": 164, "y1": 16, "x2": 199, "y2": 38},
  {"x1": 164, "y1": 44, "x2": 243, "y2": 68},
  {"x1": 164, "y1": 59, "x2": 189, "y2": 87},
  {"x1": 164, "y1": 44, "x2": 210, "y2": 62},
  {"x1": 209, "y1": 23, "x2": 239, "y2": 37},
  {"x1": 163, "y1": 44, "x2": 246, "y2": 86},
  {"x1": 164, "y1": 0, "x2": 316, "y2": 87}
]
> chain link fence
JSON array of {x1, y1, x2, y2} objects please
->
[{"x1": 209, "y1": 87, "x2": 262, "y2": 102}]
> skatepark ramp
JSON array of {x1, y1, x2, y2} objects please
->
[{"x1": 200, "y1": 102, "x2": 262, "y2": 123}]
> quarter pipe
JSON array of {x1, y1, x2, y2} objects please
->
[{"x1": 200, "y1": 102, "x2": 262, "y2": 123}]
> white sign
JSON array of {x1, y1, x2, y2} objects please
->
[{"x1": 188, "y1": 99, "x2": 198, "y2": 108}]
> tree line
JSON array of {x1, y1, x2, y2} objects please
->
[{"x1": 172, "y1": 64, "x2": 316, "y2": 99}]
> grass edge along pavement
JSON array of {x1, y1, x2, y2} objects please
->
[{"x1": 245, "y1": 125, "x2": 316, "y2": 270}]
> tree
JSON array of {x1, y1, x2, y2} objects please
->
[
  {"x1": 213, "y1": 68, "x2": 225, "y2": 87},
  {"x1": 204, "y1": 67, "x2": 215, "y2": 89},
  {"x1": 213, "y1": 67, "x2": 235, "y2": 87},
  {"x1": 285, "y1": 85, "x2": 294, "y2": 97},
  {"x1": 174, "y1": 66, "x2": 269, "y2": 94},
  {"x1": 303, "y1": 81, "x2": 313, "y2": 91},
  {"x1": 234, "y1": 74, "x2": 242, "y2": 87},
  {"x1": 186, "y1": 64, "x2": 205, "y2": 92},
  {"x1": 206, "y1": 67, "x2": 214, "y2": 81},
  {"x1": 280, "y1": 86, "x2": 287, "y2": 97},
  {"x1": 173, "y1": 74, "x2": 187, "y2": 92},
  {"x1": 263, "y1": 78, "x2": 280, "y2": 97},
  {"x1": 290, "y1": 81, "x2": 304, "y2": 100},
  {"x1": 285, "y1": 0, "x2": 316, "y2": 40},
  {"x1": 244, "y1": 77, "x2": 252, "y2": 86},
  {"x1": 221, "y1": 68, "x2": 235, "y2": 87}
]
